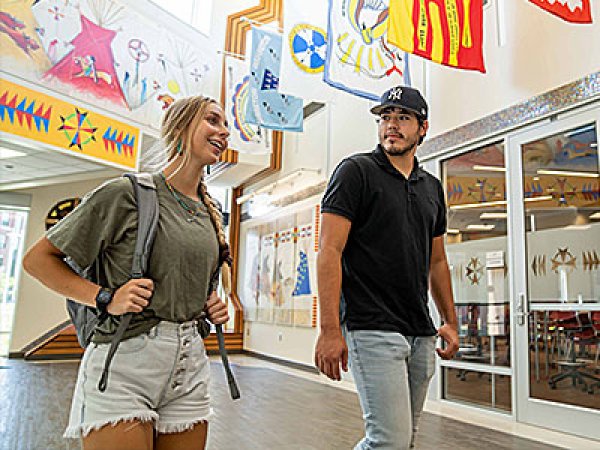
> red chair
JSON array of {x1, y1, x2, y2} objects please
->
[
  {"x1": 589, "y1": 312, "x2": 600, "y2": 393},
  {"x1": 548, "y1": 311, "x2": 600, "y2": 392}
]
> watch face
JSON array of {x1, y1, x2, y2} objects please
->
[{"x1": 97, "y1": 288, "x2": 113, "y2": 305}]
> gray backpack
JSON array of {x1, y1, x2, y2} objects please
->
[{"x1": 66, "y1": 173, "x2": 239, "y2": 399}]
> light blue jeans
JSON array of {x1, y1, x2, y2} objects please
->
[{"x1": 345, "y1": 328, "x2": 436, "y2": 450}]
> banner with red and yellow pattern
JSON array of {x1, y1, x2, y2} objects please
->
[
  {"x1": 387, "y1": 0, "x2": 485, "y2": 73},
  {"x1": 0, "y1": 78, "x2": 139, "y2": 169},
  {"x1": 529, "y1": 0, "x2": 592, "y2": 24}
]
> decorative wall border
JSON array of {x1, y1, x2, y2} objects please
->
[{"x1": 419, "y1": 71, "x2": 600, "y2": 158}]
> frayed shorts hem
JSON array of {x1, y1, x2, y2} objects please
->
[
  {"x1": 63, "y1": 412, "x2": 157, "y2": 439},
  {"x1": 156, "y1": 410, "x2": 214, "y2": 434},
  {"x1": 63, "y1": 410, "x2": 214, "y2": 439}
]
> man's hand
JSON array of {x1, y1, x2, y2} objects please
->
[
  {"x1": 205, "y1": 291, "x2": 229, "y2": 325},
  {"x1": 436, "y1": 323, "x2": 459, "y2": 360},
  {"x1": 314, "y1": 329, "x2": 348, "y2": 381},
  {"x1": 108, "y1": 278, "x2": 153, "y2": 315}
]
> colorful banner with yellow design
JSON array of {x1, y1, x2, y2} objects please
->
[
  {"x1": 388, "y1": 0, "x2": 485, "y2": 73},
  {"x1": 0, "y1": 78, "x2": 139, "y2": 169}
]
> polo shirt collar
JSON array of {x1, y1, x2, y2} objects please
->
[{"x1": 372, "y1": 145, "x2": 425, "y2": 180}]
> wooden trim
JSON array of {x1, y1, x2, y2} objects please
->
[
  {"x1": 21, "y1": 320, "x2": 73, "y2": 355},
  {"x1": 229, "y1": 186, "x2": 245, "y2": 334},
  {"x1": 219, "y1": 1, "x2": 284, "y2": 336},
  {"x1": 204, "y1": 332, "x2": 244, "y2": 354},
  {"x1": 218, "y1": 0, "x2": 283, "y2": 167}
]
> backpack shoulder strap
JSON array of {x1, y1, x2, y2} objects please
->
[
  {"x1": 98, "y1": 172, "x2": 159, "y2": 392},
  {"x1": 124, "y1": 172, "x2": 159, "y2": 278}
]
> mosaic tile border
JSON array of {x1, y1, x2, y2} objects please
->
[{"x1": 419, "y1": 71, "x2": 600, "y2": 158}]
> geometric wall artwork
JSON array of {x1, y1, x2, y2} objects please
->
[
  {"x1": 0, "y1": 77, "x2": 139, "y2": 169},
  {"x1": 242, "y1": 204, "x2": 320, "y2": 328}
]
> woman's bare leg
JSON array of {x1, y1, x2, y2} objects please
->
[
  {"x1": 83, "y1": 420, "x2": 154, "y2": 450},
  {"x1": 155, "y1": 421, "x2": 208, "y2": 450}
]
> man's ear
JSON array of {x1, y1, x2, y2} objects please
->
[{"x1": 420, "y1": 119, "x2": 429, "y2": 135}]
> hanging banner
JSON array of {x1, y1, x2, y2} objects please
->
[
  {"x1": 528, "y1": 0, "x2": 592, "y2": 24},
  {"x1": 224, "y1": 55, "x2": 272, "y2": 154},
  {"x1": 0, "y1": 78, "x2": 139, "y2": 169},
  {"x1": 279, "y1": 0, "x2": 332, "y2": 101},
  {"x1": 325, "y1": 0, "x2": 411, "y2": 101},
  {"x1": 388, "y1": 0, "x2": 486, "y2": 73},
  {"x1": 245, "y1": 28, "x2": 303, "y2": 132},
  {"x1": 292, "y1": 223, "x2": 317, "y2": 327}
]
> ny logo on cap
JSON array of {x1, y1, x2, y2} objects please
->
[{"x1": 388, "y1": 87, "x2": 402, "y2": 100}]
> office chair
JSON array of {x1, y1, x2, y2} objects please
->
[{"x1": 548, "y1": 311, "x2": 600, "y2": 393}]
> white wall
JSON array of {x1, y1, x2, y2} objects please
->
[
  {"x1": 426, "y1": 1, "x2": 600, "y2": 137},
  {"x1": 9, "y1": 176, "x2": 114, "y2": 353}
]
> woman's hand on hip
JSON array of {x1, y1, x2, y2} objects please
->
[
  {"x1": 108, "y1": 278, "x2": 154, "y2": 315},
  {"x1": 205, "y1": 291, "x2": 229, "y2": 325}
]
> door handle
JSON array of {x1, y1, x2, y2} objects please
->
[{"x1": 516, "y1": 292, "x2": 529, "y2": 326}]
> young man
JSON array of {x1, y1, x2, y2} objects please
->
[{"x1": 314, "y1": 86, "x2": 459, "y2": 449}]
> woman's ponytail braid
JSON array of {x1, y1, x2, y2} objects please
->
[{"x1": 198, "y1": 177, "x2": 232, "y2": 295}]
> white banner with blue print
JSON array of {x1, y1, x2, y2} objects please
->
[
  {"x1": 245, "y1": 28, "x2": 304, "y2": 132},
  {"x1": 324, "y1": 0, "x2": 411, "y2": 101}
]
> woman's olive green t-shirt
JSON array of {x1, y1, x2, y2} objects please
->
[{"x1": 46, "y1": 173, "x2": 219, "y2": 343}]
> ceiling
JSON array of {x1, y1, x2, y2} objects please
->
[{"x1": 0, "y1": 136, "x2": 122, "y2": 191}]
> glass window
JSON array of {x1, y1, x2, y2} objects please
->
[
  {"x1": 150, "y1": 0, "x2": 213, "y2": 35},
  {"x1": 441, "y1": 142, "x2": 511, "y2": 411},
  {"x1": 442, "y1": 142, "x2": 510, "y2": 368},
  {"x1": 443, "y1": 367, "x2": 512, "y2": 412}
]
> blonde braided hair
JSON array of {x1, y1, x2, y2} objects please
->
[{"x1": 160, "y1": 95, "x2": 232, "y2": 294}]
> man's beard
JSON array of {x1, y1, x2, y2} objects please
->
[
  {"x1": 383, "y1": 138, "x2": 418, "y2": 156},
  {"x1": 385, "y1": 145, "x2": 414, "y2": 156}
]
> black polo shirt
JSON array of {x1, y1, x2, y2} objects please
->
[{"x1": 321, "y1": 145, "x2": 446, "y2": 336}]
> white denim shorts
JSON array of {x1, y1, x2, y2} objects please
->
[{"x1": 64, "y1": 319, "x2": 212, "y2": 438}]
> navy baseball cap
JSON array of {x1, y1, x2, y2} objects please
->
[{"x1": 370, "y1": 86, "x2": 428, "y2": 120}]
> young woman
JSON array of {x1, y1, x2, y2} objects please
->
[{"x1": 23, "y1": 96, "x2": 232, "y2": 450}]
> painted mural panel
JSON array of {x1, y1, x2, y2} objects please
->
[
  {"x1": 0, "y1": 0, "x2": 217, "y2": 129},
  {"x1": 273, "y1": 228, "x2": 295, "y2": 325},
  {"x1": 257, "y1": 232, "x2": 275, "y2": 322},
  {"x1": 242, "y1": 226, "x2": 261, "y2": 322},
  {"x1": 292, "y1": 222, "x2": 317, "y2": 327}
]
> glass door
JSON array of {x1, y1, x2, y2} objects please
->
[{"x1": 508, "y1": 107, "x2": 600, "y2": 439}]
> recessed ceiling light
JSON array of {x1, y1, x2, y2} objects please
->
[
  {"x1": 0, "y1": 148, "x2": 26, "y2": 159},
  {"x1": 472, "y1": 165, "x2": 506, "y2": 172},
  {"x1": 466, "y1": 224, "x2": 496, "y2": 231},
  {"x1": 537, "y1": 169, "x2": 599, "y2": 178},
  {"x1": 480, "y1": 212, "x2": 507, "y2": 220}
]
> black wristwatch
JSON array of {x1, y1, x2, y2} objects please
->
[{"x1": 95, "y1": 287, "x2": 114, "y2": 317}]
